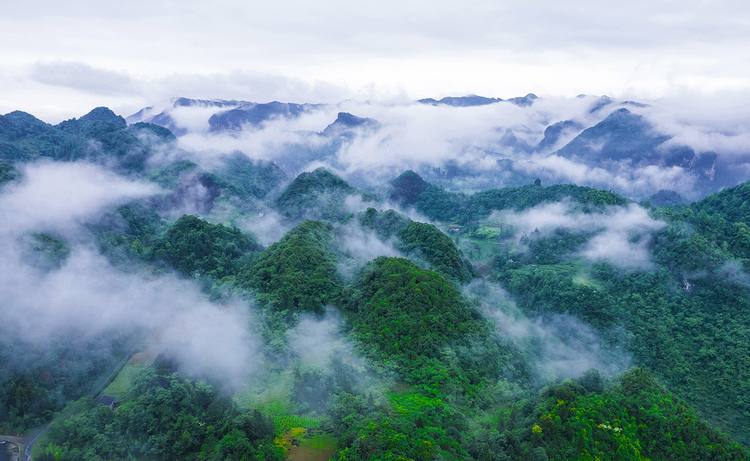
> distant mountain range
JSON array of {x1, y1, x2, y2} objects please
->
[{"x1": 121, "y1": 94, "x2": 748, "y2": 201}]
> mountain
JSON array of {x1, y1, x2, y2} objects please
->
[
  {"x1": 417, "y1": 93, "x2": 537, "y2": 107},
  {"x1": 3, "y1": 103, "x2": 750, "y2": 460},
  {"x1": 275, "y1": 167, "x2": 367, "y2": 221},
  {"x1": 57, "y1": 106, "x2": 127, "y2": 134},
  {"x1": 127, "y1": 97, "x2": 246, "y2": 136},
  {"x1": 418, "y1": 94, "x2": 502, "y2": 107},
  {"x1": 242, "y1": 220, "x2": 343, "y2": 312},
  {"x1": 551, "y1": 108, "x2": 726, "y2": 191},
  {"x1": 534, "y1": 120, "x2": 583, "y2": 152},
  {"x1": 208, "y1": 101, "x2": 325, "y2": 132},
  {"x1": 555, "y1": 108, "x2": 672, "y2": 163},
  {"x1": 390, "y1": 170, "x2": 628, "y2": 223},
  {"x1": 322, "y1": 112, "x2": 379, "y2": 138}
]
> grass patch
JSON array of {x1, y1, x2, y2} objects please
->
[
  {"x1": 389, "y1": 392, "x2": 443, "y2": 418},
  {"x1": 457, "y1": 236, "x2": 501, "y2": 262},
  {"x1": 102, "y1": 364, "x2": 143, "y2": 400},
  {"x1": 237, "y1": 371, "x2": 295, "y2": 416},
  {"x1": 299, "y1": 434, "x2": 337, "y2": 451},
  {"x1": 573, "y1": 274, "x2": 602, "y2": 289},
  {"x1": 275, "y1": 415, "x2": 321, "y2": 434},
  {"x1": 276, "y1": 428, "x2": 338, "y2": 461}
]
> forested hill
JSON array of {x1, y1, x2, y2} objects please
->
[
  {"x1": 275, "y1": 168, "x2": 370, "y2": 221},
  {"x1": 691, "y1": 180, "x2": 750, "y2": 224},
  {"x1": 2, "y1": 106, "x2": 750, "y2": 460},
  {"x1": 390, "y1": 170, "x2": 628, "y2": 223}
]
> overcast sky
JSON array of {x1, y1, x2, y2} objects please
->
[{"x1": 2, "y1": 0, "x2": 749, "y2": 122}]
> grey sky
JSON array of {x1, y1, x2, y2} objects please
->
[{"x1": 2, "y1": 0, "x2": 749, "y2": 121}]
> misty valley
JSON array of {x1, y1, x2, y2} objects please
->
[{"x1": 2, "y1": 96, "x2": 750, "y2": 461}]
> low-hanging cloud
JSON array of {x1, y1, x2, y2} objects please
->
[
  {"x1": 335, "y1": 221, "x2": 404, "y2": 281},
  {"x1": 142, "y1": 93, "x2": 750, "y2": 200},
  {"x1": 288, "y1": 308, "x2": 358, "y2": 369},
  {"x1": 0, "y1": 162, "x2": 260, "y2": 389},
  {"x1": 496, "y1": 201, "x2": 666, "y2": 270},
  {"x1": 465, "y1": 280, "x2": 630, "y2": 380},
  {"x1": 0, "y1": 162, "x2": 159, "y2": 237}
]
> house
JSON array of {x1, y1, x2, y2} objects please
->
[{"x1": 95, "y1": 395, "x2": 118, "y2": 410}]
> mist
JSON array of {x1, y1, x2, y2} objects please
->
[
  {"x1": 0, "y1": 162, "x2": 159, "y2": 237},
  {"x1": 0, "y1": 161, "x2": 261, "y2": 389},
  {"x1": 288, "y1": 308, "x2": 360, "y2": 370},
  {"x1": 131, "y1": 94, "x2": 750, "y2": 200},
  {"x1": 334, "y1": 221, "x2": 404, "y2": 282},
  {"x1": 466, "y1": 280, "x2": 630, "y2": 380},
  {"x1": 495, "y1": 201, "x2": 666, "y2": 270}
]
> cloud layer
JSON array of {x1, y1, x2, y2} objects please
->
[
  {"x1": 495, "y1": 201, "x2": 666, "y2": 270},
  {"x1": 467, "y1": 280, "x2": 630, "y2": 380},
  {"x1": 0, "y1": 162, "x2": 259, "y2": 388},
  {"x1": 2, "y1": 0, "x2": 750, "y2": 122}
]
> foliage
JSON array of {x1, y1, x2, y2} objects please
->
[
  {"x1": 5, "y1": 106, "x2": 750, "y2": 459},
  {"x1": 358, "y1": 207, "x2": 412, "y2": 240},
  {"x1": 208, "y1": 152, "x2": 288, "y2": 202},
  {"x1": 41, "y1": 366, "x2": 282, "y2": 461},
  {"x1": 0, "y1": 333, "x2": 131, "y2": 432},
  {"x1": 390, "y1": 170, "x2": 629, "y2": 223},
  {"x1": 398, "y1": 221, "x2": 474, "y2": 285},
  {"x1": 153, "y1": 214, "x2": 262, "y2": 281},
  {"x1": 0, "y1": 107, "x2": 177, "y2": 173},
  {"x1": 357, "y1": 208, "x2": 474, "y2": 285},
  {"x1": 0, "y1": 161, "x2": 18, "y2": 186},
  {"x1": 276, "y1": 168, "x2": 366, "y2": 221},
  {"x1": 25, "y1": 232, "x2": 71, "y2": 270},
  {"x1": 494, "y1": 191, "x2": 750, "y2": 444},
  {"x1": 346, "y1": 257, "x2": 513, "y2": 393},
  {"x1": 690, "y1": 180, "x2": 750, "y2": 225},
  {"x1": 531, "y1": 369, "x2": 748, "y2": 460},
  {"x1": 243, "y1": 220, "x2": 344, "y2": 312}
]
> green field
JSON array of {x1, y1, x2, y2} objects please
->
[{"x1": 102, "y1": 364, "x2": 144, "y2": 400}]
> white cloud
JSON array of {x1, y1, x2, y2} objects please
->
[
  {"x1": 466, "y1": 280, "x2": 630, "y2": 379},
  {"x1": 0, "y1": 162, "x2": 159, "y2": 236},
  {"x1": 497, "y1": 201, "x2": 666, "y2": 270},
  {"x1": 0, "y1": 161, "x2": 259, "y2": 388},
  {"x1": 1, "y1": 1, "x2": 750, "y2": 120}
]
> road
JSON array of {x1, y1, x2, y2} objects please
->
[
  {"x1": 21, "y1": 428, "x2": 45, "y2": 461},
  {"x1": 1, "y1": 341, "x2": 139, "y2": 461}
]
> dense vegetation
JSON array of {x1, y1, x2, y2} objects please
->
[
  {"x1": 390, "y1": 170, "x2": 628, "y2": 223},
  {"x1": 153, "y1": 214, "x2": 262, "y2": 281},
  {"x1": 490, "y1": 199, "x2": 750, "y2": 445},
  {"x1": 39, "y1": 365, "x2": 280, "y2": 461},
  {"x1": 276, "y1": 167, "x2": 365, "y2": 221},
  {"x1": 399, "y1": 222, "x2": 474, "y2": 285},
  {"x1": 0, "y1": 334, "x2": 131, "y2": 433},
  {"x1": 0, "y1": 161, "x2": 17, "y2": 186},
  {"x1": 2, "y1": 106, "x2": 750, "y2": 461},
  {"x1": 346, "y1": 257, "x2": 510, "y2": 386},
  {"x1": 243, "y1": 220, "x2": 344, "y2": 312},
  {"x1": 513, "y1": 369, "x2": 747, "y2": 461}
]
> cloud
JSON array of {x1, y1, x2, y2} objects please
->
[
  {"x1": 31, "y1": 61, "x2": 139, "y2": 95},
  {"x1": 0, "y1": 241, "x2": 260, "y2": 389},
  {"x1": 496, "y1": 201, "x2": 666, "y2": 270},
  {"x1": 466, "y1": 280, "x2": 630, "y2": 380},
  {"x1": 0, "y1": 161, "x2": 259, "y2": 388},
  {"x1": 237, "y1": 210, "x2": 293, "y2": 247},
  {"x1": 0, "y1": 162, "x2": 159, "y2": 237},
  {"x1": 640, "y1": 91, "x2": 750, "y2": 158},
  {"x1": 125, "y1": 92, "x2": 750, "y2": 201},
  {"x1": 2, "y1": 0, "x2": 750, "y2": 123},
  {"x1": 335, "y1": 221, "x2": 404, "y2": 281},
  {"x1": 288, "y1": 308, "x2": 358, "y2": 370}
]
